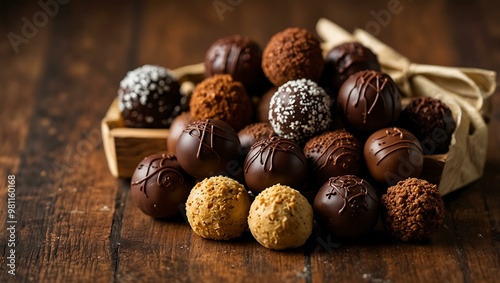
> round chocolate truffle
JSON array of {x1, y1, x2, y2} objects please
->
[
  {"x1": 118, "y1": 65, "x2": 181, "y2": 128},
  {"x1": 303, "y1": 130, "x2": 362, "y2": 187},
  {"x1": 244, "y1": 136, "x2": 308, "y2": 194},
  {"x1": 269, "y1": 79, "x2": 332, "y2": 145},
  {"x1": 167, "y1": 112, "x2": 196, "y2": 155},
  {"x1": 398, "y1": 97, "x2": 456, "y2": 154},
  {"x1": 364, "y1": 127, "x2": 424, "y2": 186},
  {"x1": 337, "y1": 70, "x2": 402, "y2": 136},
  {"x1": 176, "y1": 119, "x2": 243, "y2": 181},
  {"x1": 190, "y1": 74, "x2": 252, "y2": 131},
  {"x1": 238, "y1": 123, "x2": 276, "y2": 155},
  {"x1": 313, "y1": 175, "x2": 379, "y2": 239},
  {"x1": 131, "y1": 154, "x2": 195, "y2": 219},
  {"x1": 381, "y1": 178, "x2": 445, "y2": 241},
  {"x1": 262, "y1": 27, "x2": 324, "y2": 86},
  {"x1": 323, "y1": 42, "x2": 381, "y2": 92},
  {"x1": 204, "y1": 35, "x2": 266, "y2": 93},
  {"x1": 256, "y1": 86, "x2": 277, "y2": 123}
]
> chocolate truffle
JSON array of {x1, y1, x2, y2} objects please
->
[
  {"x1": 190, "y1": 74, "x2": 252, "y2": 131},
  {"x1": 364, "y1": 127, "x2": 424, "y2": 186},
  {"x1": 238, "y1": 123, "x2": 276, "y2": 155},
  {"x1": 118, "y1": 65, "x2": 181, "y2": 128},
  {"x1": 244, "y1": 136, "x2": 308, "y2": 194},
  {"x1": 269, "y1": 79, "x2": 332, "y2": 145},
  {"x1": 248, "y1": 184, "x2": 313, "y2": 250},
  {"x1": 204, "y1": 35, "x2": 267, "y2": 93},
  {"x1": 303, "y1": 130, "x2": 362, "y2": 187},
  {"x1": 398, "y1": 97, "x2": 456, "y2": 154},
  {"x1": 131, "y1": 154, "x2": 195, "y2": 219},
  {"x1": 167, "y1": 112, "x2": 196, "y2": 155},
  {"x1": 186, "y1": 176, "x2": 251, "y2": 240},
  {"x1": 337, "y1": 70, "x2": 402, "y2": 135},
  {"x1": 381, "y1": 178, "x2": 445, "y2": 241},
  {"x1": 256, "y1": 86, "x2": 277, "y2": 123},
  {"x1": 176, "y1": 119, "x2": 243, "y2": 181},
  {"x1": 323, "y1": 42, "x2": 381, "y2": 91},
  {"x1": 262, "y1": 27, "x2": 324, "y2": 86},
  {"x1": 313, "y1": 175, "x2": 379, "y2": 239}
]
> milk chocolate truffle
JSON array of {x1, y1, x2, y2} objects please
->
[
  {"x1": 244, "y1": 136, "x2": 308, "y2": 194},
  {"x1": 323, "y1": 42, "x2": 381, "y2": 91},
  {"x1": 313, "y1": 176, "x2": 379, "y2": 239},
  {"x1": 190, "y1": 74, "x2": 252, "y2": 131},
  {"x1": 176, "y1": 119, "x2": 243, "y2": 180},
  {"x1": 186, "y1": 176, "x2": 251, "y2": 240},
  {"x1": 131, "y1": 154, "x2": 195, "y2": 219},
  {"x1": 269, "y1": 79, "x2": 332, "y2": 145},
  {"x1": 337, "y1": 70, "x2": 402, "y2": 135},
  {"x1": 364, "y1": 128, "x2": 424, "y2": 186},
  {"x1": 262, "y1": 27, "x2": 324, "y2": 86},
  {"x1": 256, "y1": 86, "x2": 277, "y2": 123},
  {"x1": 398, "y1": 97, "x2": 456, "y2": 154},
  {"x1": 205, "y1": 35, "x2": 267, "y2": 93},
  {"x1": 167, "y1": 112, "x2": 196, "y2": 155},
  {"x1": 248, "y1": 184, "x2": 313, "y2": 250},
  {"x1": 238, "y1": 123, "x2": 276, "y2": 155},
  {"x1": 118, "y1": 65, "x2": 181, "y2": 128},
  {"x1": 381, "y1": 178, "x2": 445, "y2": 241},
  {"x1": 303, "y1": 130, "x2": 362, "y2": 187}
]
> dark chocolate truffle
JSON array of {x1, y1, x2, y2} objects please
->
[
  {"x1": 204, "y1": 35, "x2": 267, "y2": 93},
  {"x1": 313, "y1": 175, "x2": 379, "y2": 239},
  {"x1": 303, "y1": 130, "x2": 362, "y2": 187},
  {"x1": 167, "y1": 112, "x2": 196, "y2": 155},
  {"x1": 190, "y1": 74, "x2": 252, "y2": 131},
  {"x1": 238, "y1": 123, "x2": 276, "y2": 155},
  {"x1": 176, "y1": 119, "x2": 243, "y2": 180},
  {"x1": 244, "y1": 136, "x2": 308, "y2": 194},
  {"x1": 262, "y1": 27, "x2": 324, "y2": 86},
  {"x1": 323, "y1": 42, "x2": 381, "y2": 91},
  {"x1": 118, "y1": 65, "x2": 181, "y2": 128},
  {"x1": 269, "y1": 79, "x2": 332, "y2": 145},
  {"x1": 131, "y1": 154, "x2": 195, "y2": 218},
  {"x1": 337, "y1": 70, "x2": 402, "y2": 135},
  {"x1": 256, "y1": 86, "x2": 277, "y2": 123},
  {"x1": 364, "y1": 127, "x2": 424, "y2": 186},
  {"x1": 381, "y1": 178, "x2": 445, "y2": 241},
  {"x1": 398, "y1": 97, "x2": 456, "y2": 154}
]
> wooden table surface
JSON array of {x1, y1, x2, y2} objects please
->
[{"x1": 1, "y1": 0, "x2": 499, "y2": 282}]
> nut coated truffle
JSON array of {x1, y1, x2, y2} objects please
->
[
  {"x1": 167, "y1": 112, "x2": 196, "y2": 155},
  {"x1": 186, "y1": 176, "x2": 251, "y2": 240},
  {"x1": 190, "y1": 74, "x2": 252, "y2": 131},
  {"x1": 313, "y1": 175, "x2": 379, "y2": 239},
  {"x1": 269, "y1": 79, "x2": 332, "y2": 145},
  {"x1": 398, "y1": 97, "x2": 456, "y2": 154},
  {"x1": 262, "y1": 27, "x2": 324, "y2": 86},
  {"x1": 238, "y1": 122, "x2": 276, "y2": 155},
  {"x1": 337, "y1": 70, "x2": 402, "y2": 136},
  {"x1": 176, "y1": 119, "x2": 243, "y2": 181},
  {"x1": 303, "y1": 130, "x2": 362, "y2": 187},
  {"x1": 248, "y1": 184, "x2": 313, "y2": 250},
  {"x1": 131, "y1": 154, "x2": 195, "y2": 219},
  {"x1": 364, "y1": 127, "x2": 424, "y2": 186},
  {"x1": 118, "y1": 65, "x2": 181, "y2": 128},
  {"x1": 381, "y1": 178, "x2": 445, "y2": 241},
  {"x1": 244, "y1": 136, "x2": 308, "y2": 194}
]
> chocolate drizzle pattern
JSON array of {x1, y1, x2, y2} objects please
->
[
  {"x1": 244, "y1": 136, "x2": 306, "y2": 173},
  {"x1": 370, "y1": 127, "x2": 423, "y2": 165},
  {"x1": 310, "y1": 131, "x2": 361, "y2": 171},
  {"x1": 131, "y1": 154, "x2": 184, "y2": 197},
  {"x1": 325, "y1": 176, "x2": 377, "y2": 215}
]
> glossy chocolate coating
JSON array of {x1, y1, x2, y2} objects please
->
[
  {"x1": 313, "y1": 175, "x2": 379, "y2": 239},
  {"x1": 244, "y1": 136, "x2": 308, "y2": 194},
  {"x1": 238, "y1": 123, "x2": 276, "y2": 155},
  {"x1": 337, "y1": 70, "x2": 402, "y2": 136},
  {"x1": 176, "y1": 119, "x2": 243, "y2": 181},
  {"x1": 131, "y1": 154, "x2": 195, "y2": 218},
  {"x1": 256, "y1": 86, "x2": 278, "y2": 123},
  {"x1": 364, "y1": 127, "x2": 424, "y2": 186},
  {"x1": 167, "y1": 112, "x2": 196, "y2": 155}
]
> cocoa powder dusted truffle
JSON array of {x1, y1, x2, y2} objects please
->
[
  {"x1": 190, "y1": 74, "x2": 252, "y2": 131},
  {"x1": 131, "y1": 154, "x2": 195, "y2": 219},
  {"x1": 381, "y1": 178, "x2": 445, "y2": 242},
  {"x1": 238, "y1": 122, "x2": 276, "y2": 154},
  {"x1": 398, "y1": 97, "x2": 456, "y2": 154},
  {"x1": 262, "y1": 28, "x2": 324, "y2": 86},
  {"x1": 118, "y1": 65, "x2": 181, "y2": 128},
  {"x1": 167, "y1": 112, "x2": 196, "y2": 155},
  {"x1": 269, "y1": 79, "x2": 332, "y2": 145}
]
